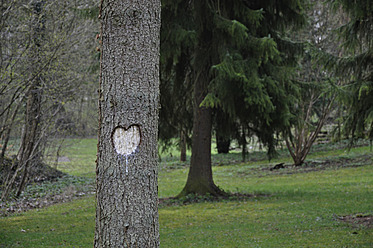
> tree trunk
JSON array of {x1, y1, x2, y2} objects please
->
[
  {"x1": 179, "y1": 1, "x2": 223, "y2": 197},
  {"x1": 180, "y1": 74, "x2": 222, "y2": 195},
  {"x1": 180, "y1": 129, "x2": 187, "y2": 162},
  {"x1": 94, "y1": 0, "x2": 160, "y2": 247},
  {"x1": 16, "y1": 83, "x2": 42, "y2": 197},
  {"x1": 15, "y1": 0, "x2": 46, "y2": 197},
  {"x1": 241, "y1": 126, "x2": 247, "y2": 162},
  {"x1": 1, "y1": 1, "x2": 44, "y2": 200},
  {"x1": 215, "y1": 108, "x2": 231, "y2": 154},
  {"x1": 216, "y1": 135, "x2": 230, "y2": 154},
  {"x1": 285, "y1": 97, "x2": 334, "y2": 167},
  {"x1": 0, "y1": 100, "x2": 21, "y2": 166}
]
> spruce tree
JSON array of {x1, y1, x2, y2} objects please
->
[
  {"x1": 170, "y1": 0, "x2": 306, "y2": 196},
  {"x1": 159, "y1": 0, "x2": 194, "y2": 160}
]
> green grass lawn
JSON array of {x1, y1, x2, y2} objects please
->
[
  {"x1": 1, "y1": 139, "x2": 372, "y2": 247},
  {"x1": 52, "y1": 138, "x2": 98, "y2": 178}
]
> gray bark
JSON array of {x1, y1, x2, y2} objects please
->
[{"x1": 95, "y1": 0, "x2": 160, "y2": 247}]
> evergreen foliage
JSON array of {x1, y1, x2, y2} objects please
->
[
  {"x1": 200, "y1": 0, "x2": 306, "y2": 158},
  {"x1": 321, "y1": 0, "x2": 373, "y2": 141},
  {"x1": 161, "y1": 0, "x2": 307, "y2": 159},
  {"x1": 161, "y1": 0, "x2": 307, "y2": 196},
  {"x1": 159, "y1": 0, "x2": 194, "y2": 151}
]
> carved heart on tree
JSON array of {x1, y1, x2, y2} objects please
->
[{"x1": 112, "y1": 125, "x2": 141, "y2": 156}]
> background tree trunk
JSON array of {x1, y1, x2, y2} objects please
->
[
  {"x1": 15, "y1": 0, "x2": 46, "y2": 197},
  {"x1": 16, "y1": 83, "x2": 42, "y2": 197},
  {"x1": 216, "y1": 135, "x2": 230, "y2": 154},
  {"x1": 1, "y1": 0, "x2": 44, "y2": 200},
  {"x1": 215, "y1": 108, "x2": 232, "y2": 154},
  {"x1": 180, "y1": 129, "x2": 187, "y2": 162},
  {"x1": 179, "y1": 1, "x2": 223, "y2": 197},
  {"x1": 241, "y1": 126, "x2": 247, "y2": 162},
  {"x1": 94, "y1": 0, "x2": 160, "y2": 247}
]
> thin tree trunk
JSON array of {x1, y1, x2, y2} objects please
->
[
  {"x1": 286, "y1": 96, "x2": 335, "y2": 166},
  {"x1": 16, "y1": 82, "x2": 42, "y2": 196},
  {"x1": 15, "y1": 0, "x2": 45, "y2": 197},
  {"x1": 180, "y1": 129, "x2": 187, "y2": 162},
  {"x1": 241, "y1": 126, "x2": 247, "y2": 162},
  {"x1": 94, "y1": 0, "x2": 160, "y2": 247},
  {"x1": 1, "y1": 1, "x2": 45, "y2": 199},
  {"x1": 0, "y1": 100, "x2": 21, "y2": 166}
]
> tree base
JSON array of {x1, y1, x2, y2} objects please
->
[{"x1": 177, "y1": 180, "x2": 227, "y2": 198}]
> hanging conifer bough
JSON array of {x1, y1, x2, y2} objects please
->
[
  {"x1": 159, "y1": 0, "x2": 195, "y2": 160},
  {"x1": 321, "y1": 0, "x2": 373, "y2": 142},
  {"x1": 161, "y1": 0, "x2": 307, "y2": 197}
]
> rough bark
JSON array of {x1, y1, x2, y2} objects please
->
[
  {"x1": 180, "y1": 72, "x2": 222, "y2": 196},
  {"x1": 94, "y1": 0, "x2": 160, "y2": 247},
  {"x1": 179, "y1": 1, "x2": 224, "y2": 197}
]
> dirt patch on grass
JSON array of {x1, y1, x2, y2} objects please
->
[
  {"x1": 159, "y1": 192, "x2": 268, "y2": 207},
  {"x1": 303, "y1": 154, "x2": 372, "y2": 169},
  {"x1": 0, "y1": 184, "x2": 94, "y2": 217},
  {"x1": 264, "y1": 154, "x2": 372, "y2": 176},
  {"x1": 337, "y1": 214, "x2": 373, "y2": 229},
  {"x1": 0, "y1": 167, "x2": 94, "y2": 217},
  {"x1": 0, "y1": 156, "x2": 65, "y2": 186}
]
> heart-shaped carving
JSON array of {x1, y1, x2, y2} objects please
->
[{"x1": 112, "y1": 125, "x2": 141, "y2": 155}]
